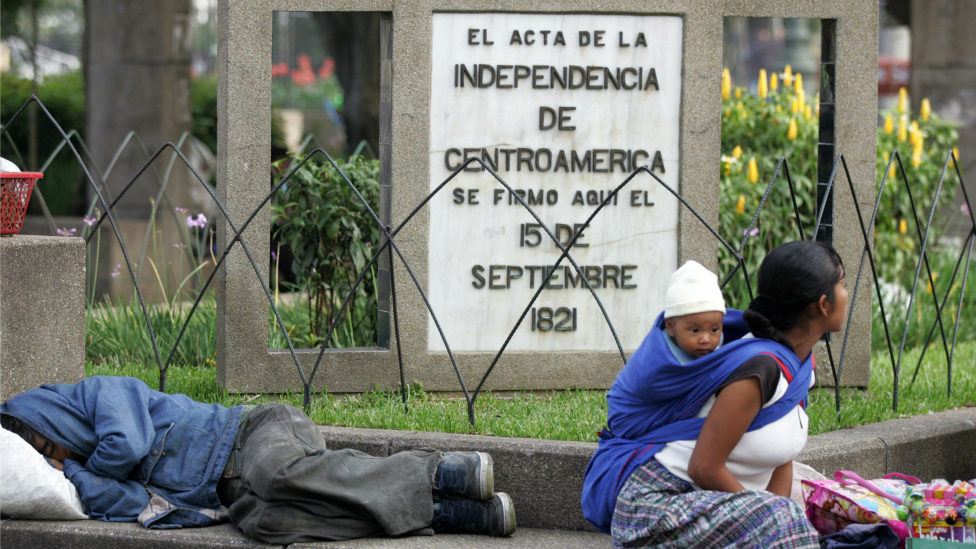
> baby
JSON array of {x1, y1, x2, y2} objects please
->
[{"x1": 663, "y1": 261, "x2": 727, "y2": 362}]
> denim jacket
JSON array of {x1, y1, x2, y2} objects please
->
[{"x1": 1, "y1": 376, "x2": 242, "y2": 528}]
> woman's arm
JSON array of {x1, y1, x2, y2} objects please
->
[
  {"x1": 686, "y1": 378, "x2": 762, "y2": 493},
  {"x1": 766, "y1": 460, "x2": 793, "y2": 498}
]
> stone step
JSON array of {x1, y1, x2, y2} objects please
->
[{"x1": 0, "y1": 521, "x2": 610, "y2": 549}]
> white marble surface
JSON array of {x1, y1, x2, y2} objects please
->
[{"x1": 428, "y1": 13, "x2": 682, "y2": 352}]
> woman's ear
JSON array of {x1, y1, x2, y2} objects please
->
[{"x1": 817, "y1": 295, "x2": 831, "y2": 317}]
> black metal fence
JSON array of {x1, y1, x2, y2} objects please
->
[{"x1": 2, "y1": 96, "x2": 971, "y2": 425}]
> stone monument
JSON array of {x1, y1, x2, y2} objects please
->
[{"x1": 216, "y1": 0, "x2": 877, "y2": 393}]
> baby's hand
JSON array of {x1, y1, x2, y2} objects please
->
[{"x1": 47, "y1": 457, "x2": 64, "y2": 471}]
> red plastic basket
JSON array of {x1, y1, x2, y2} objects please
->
[{"x1": 1, "y1": 172, "x2": 43, "y2": 235}]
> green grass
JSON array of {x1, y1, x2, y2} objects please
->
[
  {"x1": 87, "y1": 339, "x2": 975, "y2": 441},
  {"x1": 86, "y1": 296, "x2": 216, "y2": 369},
  {"x1": 808, "y1": 341, "x2": 976, "y2": 435}
]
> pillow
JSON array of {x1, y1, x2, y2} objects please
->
[{"x1": 0, "y1": 427, "x2": 88, "y2": 520}]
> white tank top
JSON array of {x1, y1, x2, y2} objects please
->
[{"x1": 655, "y1": 372, "x2": 810, "y2": 491}]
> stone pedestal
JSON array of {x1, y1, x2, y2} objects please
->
[
  {"x1": 0, "y1": 235, "x2": 86, "y2": 398},
  {"x1": 217, "y1": 0, "x2": 876, "y2": 393}
]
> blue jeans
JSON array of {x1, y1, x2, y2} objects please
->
[{"x1": 223, "y1": 403, "x2": 441, "y2": 544}]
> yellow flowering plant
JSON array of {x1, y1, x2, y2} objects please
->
[
  {"x1": 875, "y1": 87, "x2": 960, "y2": 285},
  {"x1": 719, "y1": 69, "x2": 820, "y2": 308},
  {"x1": 720, "y1": 76, "x2": 960, "y2": 311}
]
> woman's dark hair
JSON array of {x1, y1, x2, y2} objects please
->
[{"x1": 743, "y1": 240, "x2": 844, "y2": 340}]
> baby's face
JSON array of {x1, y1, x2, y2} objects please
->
[{"x1": 665, "y1": 311, "x2": 724, "y2": 359}]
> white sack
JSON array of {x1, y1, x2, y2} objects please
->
[{"x1": 0, "y1": 427, "x2": 88, "y2": 520}]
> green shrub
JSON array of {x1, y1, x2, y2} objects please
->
[
  {"x1": 874, "y1": 95, "x2": 961, "y2": 285},
  {"x1": 1, "y1": 71, "x2": 85, "y2": 216},
  {"x1": 86, "y1": 296, "x2": 217, "y2": 369},
  {"x1": 271, "y1": 154, "x2": 381, "y2": 348},
  {"x1": 718, "y1": 68, "x2": 819, "y2": 309}
]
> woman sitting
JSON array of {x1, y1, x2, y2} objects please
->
[{"x1": 582, "y1": 241, "x2": 847, "y2": 548}]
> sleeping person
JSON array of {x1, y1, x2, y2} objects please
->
[{"x1": 1, "y1": 376, "x2": 516, "y2": 543}]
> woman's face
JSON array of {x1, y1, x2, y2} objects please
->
[{"x1": 824, "y1": 274, "x2": 848, "y2": 332}]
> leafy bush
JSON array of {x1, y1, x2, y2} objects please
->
[
  {"x1": 271, "y1": 155, "x2": 381, "y2": 348},
  {"x1": 874, "y1": 94, "x2": 960, "y2": 285},
  {"x1": 718, "y1": 69, "x2": 960, "y2": 323},
  {"x1": 0, "y1": 70, "x2": 85, "y2": 216},
  {"x1": 719, "y1": 68, "x2": 819, "y2": 309},
  {"x1": 87, "y1": 296, "x2": 217, "y2": 369},
  {"x1": 872, "y1": 244, "x2": 976, "y2": 353}
]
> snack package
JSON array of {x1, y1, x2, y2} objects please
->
[{"x1": 899, "y1": 480, "x2": 976, "y2": 544}]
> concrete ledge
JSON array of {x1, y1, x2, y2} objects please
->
[
  {"x1": 799, "y1": 407, "x2": 976, "y2": 482},
  {"x1": 2, "y1": 406, "x2": 974, "y2": 548},
  {"x1": 294, "y1": 528, "x2": 609, "y2": 548}
]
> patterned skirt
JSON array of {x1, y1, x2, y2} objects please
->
[{"x1": 612, "y1": 458, "x2": 819, "y2": 549}]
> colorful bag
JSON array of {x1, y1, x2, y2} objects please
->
[{"x1": 802, "y1": 470, "x2": 920, "y2": 542}]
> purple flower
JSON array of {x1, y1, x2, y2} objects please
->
[
  {"x1": 962, "y1": 203, "x2": 970, "y2": 217},
  {"x1": 175, "y1": 207, "x2": 189, "y2": 213},
  {"x1": 365, "y1": 241, "x2": 372, "y2": 247},
  {"x1": 743, "y1": 227, "x2": 759, "y2": 237},
  {"x1": 186, "y1": 213, "x2": 208, "y2": 229},
  {"x1": 56, "y1": 227, "x2": 77, "y2": 237},
  {"x1": 110, "y1": 264, "x2": 122, "y2": 279},
  {"x1": 271, "y1": 251, "x2": 278, "y2": 260},
  {"x1": 82, "y1": 216, "x2": 97, "y2": 227}
]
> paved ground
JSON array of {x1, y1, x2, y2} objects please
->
[
  {"x1": 0, "y1": 521, "x2": 610, "y2": 549},
  {"x1": 3, "y1": 406, "x2": 974, "y2": 548}
]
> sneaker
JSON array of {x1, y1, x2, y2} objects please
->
[
  {"x1": 436, "y1": 451, "x2": 493, "y2": 500},
  {"x1": 431, "y1": 492, "x2": 516, "y2": 537}
]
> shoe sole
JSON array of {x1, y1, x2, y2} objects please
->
[
  {"x1": 474, "y1": 451, "x2": 494, "y2": 500},
  {"x1": 494, "y1": 492, "x2": 516, "y2": 536}
]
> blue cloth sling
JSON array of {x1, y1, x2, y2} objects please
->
[{"x1": 580, "y1": 309, "x2": 813, "y2": 534}]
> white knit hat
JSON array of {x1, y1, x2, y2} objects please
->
[{"x1": 663, "y1": 260, "x2": 727, "y2": 319}]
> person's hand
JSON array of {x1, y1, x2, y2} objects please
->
[{"x1": 47, "y1": 458, "x2": 64, "y2": 471}]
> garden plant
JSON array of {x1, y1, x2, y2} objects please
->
[{"x1": 270, "y1": 153, "x2": 380, "y2": 349}]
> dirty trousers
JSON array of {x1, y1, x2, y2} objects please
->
[{"x1": 222, "y1": 403, "x2": 441, "y2": 544}]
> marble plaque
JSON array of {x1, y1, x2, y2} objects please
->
[{"x1": 428, "y1": 13, "x2": 682, "y2": 352}]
